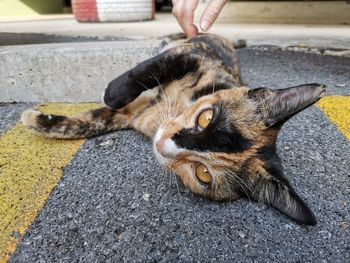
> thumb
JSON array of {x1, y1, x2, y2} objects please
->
[{"x1": 200, "y1": 0, "x2": 228, "y2": 31}]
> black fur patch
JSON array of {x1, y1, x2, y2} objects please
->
[
  {"x1": 188, "y1": 71, "x2": 204, "y2": 88},
  {"x1": 37, "y1": 114, "x2": 66, "y2": 131},
  {"x1": 191, "y1": 82, "x2": 232, "y2": 101},
  {"x1": 172, "y1": 102, "x2": 252, "y2": 153},
  {"x1": 255, "y1": 144, "x2": 292, "y2": 188}
]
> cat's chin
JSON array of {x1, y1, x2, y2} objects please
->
[{"x1": 153, "y1": 149, "x2": 167, "y2": 167}]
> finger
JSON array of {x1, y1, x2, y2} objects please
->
[
  {"x1": 172, "y1": 0, "x2": 199, "y2": 38},
  {"x1": 200, "y1": 0, "x2": 228, "y2": 31},
  {"x1": 183, "y1": 24, "x2": 199, "y2": 38}
]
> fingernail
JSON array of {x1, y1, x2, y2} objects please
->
[{"x1": 200, "y1": 20, "x2": 210, "y2": 31}]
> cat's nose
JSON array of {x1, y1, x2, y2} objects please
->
[{"x1": 155, "y1": 138, "x2": 181, "y2": 158}]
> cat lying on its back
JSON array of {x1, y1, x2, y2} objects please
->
[{"x1": 21, "y1": 34, "x2": 326, "y2": 225}]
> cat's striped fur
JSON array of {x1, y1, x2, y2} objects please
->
[{"x1": 22, "y1": 34, "x2": 326, "y2": 225}]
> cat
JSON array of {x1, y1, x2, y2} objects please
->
[{"x1": 21, "y1": 34, "x2": 326, "y2": 225}]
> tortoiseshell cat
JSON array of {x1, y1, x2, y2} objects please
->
[{"x1": 21, "y1": 34, "x2": 326, "y2": 225}]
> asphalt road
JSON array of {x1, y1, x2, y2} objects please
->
[{"x1": 2, "y1": 47, "x2": 350, "y2": 262}]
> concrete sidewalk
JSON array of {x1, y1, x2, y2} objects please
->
[
  {"x1": 1, "y1": 41, "x2": 350, "y2": 103},
  {"x1": 1, "y1": 14, "x2": 350, "y2": 49}
]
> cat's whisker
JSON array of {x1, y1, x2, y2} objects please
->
[
  {"x1": 167, "y1": 170, "x2": 173, "y2": 195},
  {"x1": 171, "y1": 171, "x2": 182, "y2": 198},
  {"x1": 159, "y1": 167, "x2": 169, "y2": 188},
  {"x1": 234, "y1": 175, "x2": 251, "y2": 201},
  {"x1": 226, "y1": 171, "x2": 252, "y2": 203},
  {"x1": 174, "y1": 84, "x2": 181, "y2": 116},
  {"x1": 135, "y1": 80, "x2": 167, "y2": 125},
  {"x1": 135, "y1": 79, "x2": 161, "y2": 107},
  {"x1": 170, "y1": 89, "x2": 178, "y2": 119},
  {"x1": 230, "y1": 177, "x2": 248, "y2": 200},
  {"x1": 221, "y1": 175, "x2": 234, "y2": 200},
  {"x1": 151, "y1": 72, "x2": 171, "y2": 121}
]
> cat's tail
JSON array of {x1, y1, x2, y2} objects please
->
[{"x1": 21, "y1": 107, "x2": 129, "y2": 139}]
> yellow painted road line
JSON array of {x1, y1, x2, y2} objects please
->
[
  {"x1": 317, "y1": 96, "x2": 350, "y2": 141},
  {"x1": 0, "y1": 103, "x2": 99, "y2": 263}
]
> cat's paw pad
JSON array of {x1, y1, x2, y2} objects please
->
[{"x1": 21, "y1": 109, "x2": 41, "y2": 127}]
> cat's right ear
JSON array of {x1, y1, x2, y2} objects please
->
[
  {"x1": 103, "y1": 46, "x2": 202, "y2": 109},
  {"x1": 248, "y1": 83, "x2": 326, "y2": 128},
  {"x1": 249, "y1": 174, "x2": 317, "y2": 225},
  {"x1": 243, "y1": 150, "x2": 317, "y2": 225}
]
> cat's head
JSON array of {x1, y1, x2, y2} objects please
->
[{"x1": 153, "y1": 83, "x2": 326, "y2": 225}]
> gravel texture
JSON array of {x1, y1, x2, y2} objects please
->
[
  {"x1": 5, "y1": 47, "x2": 350, "y2": 262},
  {"x1": 238, "y1": 47, "x2": 350, "y2": 96}
]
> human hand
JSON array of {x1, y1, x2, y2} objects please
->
[{"x1": 172, "y1": 0, "x2": 228, "y2": 38}]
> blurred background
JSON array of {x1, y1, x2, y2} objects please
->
[{"x1": 0, "y1": 0, "x2": 349, "y2": 23}]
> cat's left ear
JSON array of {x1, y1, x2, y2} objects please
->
[
  {"x1": 245, "y1": 148, "x2": 317, "y2": 225},
  {"x1": 248, "y1": 83, "x2": 326, "y2": 128}
]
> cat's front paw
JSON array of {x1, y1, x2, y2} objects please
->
[{"x1": 21, "y1": 109, "x2": 41, "y2": 128}]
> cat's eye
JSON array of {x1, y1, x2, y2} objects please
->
[
  {"x1": 197, "y1": 109, "x2": 214, "y2": 130},
  {"x1": 195, "y1": 163, "x2": 212, "y2": 184}
]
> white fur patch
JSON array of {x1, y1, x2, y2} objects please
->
[
  {"x1": 153, "y1": 127, "x2": 166, "y2": 165},
  {"x1": 101, "y1": 89, "x2": 111, "y2": 108},
  {"x1": 153, "y1": 127, "x2": 183, "y2": 160},
  {"x1": 153, "y1": 127, "x2": 164, "y2": 143},
  {"x1": 21, "y1": 109, "x2": 41, "y2": 127},
  {"x1": 161, "y1": 138, "x2": 182, "y2": 157}
]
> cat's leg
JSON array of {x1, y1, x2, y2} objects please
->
[
  {"x1": 21, "y1": 107, "x2": 129, "y2": 139},
  {"x1": 118, "y1": 87, "x2": 162, "y2": 138},
  {"x1": 21, "y1": 86, "x2": 163, "y2": 140},
  {"x1": 102, "y1": 43, "x2": 203, "y2": 110}
]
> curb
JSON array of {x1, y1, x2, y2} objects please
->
[
  {"x1": 1, "y1": 37, "x2": 349, "y2": 103},
  {"x1": 0, "y1": 40, "x2": 161, "y2": 102}
]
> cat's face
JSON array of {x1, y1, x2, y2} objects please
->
[
  {"x1": 153, "y1": 87, "x2": 258, "y2": 200},
  {"x1": 153, "y1": 84, "x2": 326, "y2": 225}
]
